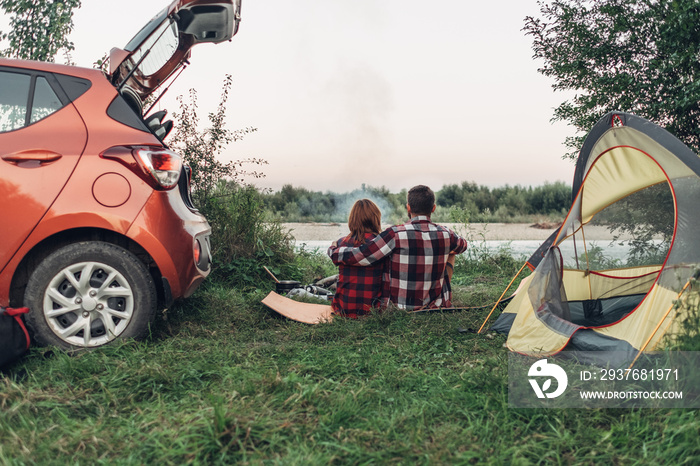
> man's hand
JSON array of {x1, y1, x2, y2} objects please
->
[{"x1": 446, "y1": 252, "x2": 456, "y2": 282}]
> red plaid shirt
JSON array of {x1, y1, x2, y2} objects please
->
[
  {"x1": 328, "y1": 216, "x2": 467, "y2": 310},
  {"x1": 330, "y1": 233, "x2": 385, "y2": 318}
]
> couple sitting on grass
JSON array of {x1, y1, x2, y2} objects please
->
[{"x1": 327, "y1": 185, "x2": 468, "y2": 318}]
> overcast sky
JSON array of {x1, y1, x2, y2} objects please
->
[{"x1": 6, "y1": 0, "x2": 580, "y2": 193}]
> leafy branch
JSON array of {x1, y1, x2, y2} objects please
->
[
  {"x1": 0, "y1": 0, "x2": 81, "y2": 62},
  {"x1": 168, "y1": 74, "x2": 266, "y2": 203}
]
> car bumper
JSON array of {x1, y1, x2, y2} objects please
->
[{"x1": 127, "y1": 188, "x2": 211, "y2": 301}]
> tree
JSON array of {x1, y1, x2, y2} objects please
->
[
  {"x1": 0, "y1": 0, "x2": 81, "y2": 62},
  {"x1": 168, "y1": 74, "x2": 263, "y2": 203},
  {"x1": 525, "y1": 0, "x2": 700, "y2": 159}
]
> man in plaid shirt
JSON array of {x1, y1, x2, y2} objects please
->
[{"x1": 328, "y1": 185, "x2": 467, "y2": 310}]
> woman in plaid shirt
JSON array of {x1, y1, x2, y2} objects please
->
[{"x1": 331, "y1": 199, "x2": 386, "y2": 318}]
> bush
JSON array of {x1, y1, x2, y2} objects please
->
[
  {"x1": 166, "y1": 76, "x2": 297, "y2": 289},
  {"x1": 198, "y1": 182, "x2": 296, "y2": 288},
  {"x1": 666, "y1": 274, "x2": 700, "y2": 351}
]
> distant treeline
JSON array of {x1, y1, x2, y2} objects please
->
[{"x1": 260, "y1": 181, "x2": 571, "y2": 224}]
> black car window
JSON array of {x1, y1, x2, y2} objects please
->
[
  {"x1": 0, "y1": 71, "x2": 31, "y2": 132},
  {"x1": 0, "y1": 70, "x2": 77, "y2": 133},
  {"x1": 30, "y1": 76, "x2": 63, "y2": 124}
]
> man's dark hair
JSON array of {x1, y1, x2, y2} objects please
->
[{"x1": 407, "y1": 185, "x2": 435, "y2": 215}]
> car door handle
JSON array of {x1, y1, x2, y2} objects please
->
[{"x1": 1, "y1": 150, "x2": 63, "y2": 164}]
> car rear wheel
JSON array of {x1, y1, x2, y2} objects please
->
[{"x1": 24, "y1": 242, "x2": 157, "y2": 350}]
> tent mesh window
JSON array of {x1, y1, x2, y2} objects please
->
[
  {"x1": 560, "y1": 181, "x2": 673, "y2": 272},
  {"x1": 533, "y1": 158, "x2": 675, "y2": 328}
]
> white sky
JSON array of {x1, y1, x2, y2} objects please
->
[{"x1": 5, "y1": 0, "x2": 580, "y2": 193}]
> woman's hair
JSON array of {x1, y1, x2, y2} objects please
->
[{"x1": 348, "y1": 199, "x2": 381, "y2": 243}]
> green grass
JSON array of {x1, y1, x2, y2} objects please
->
[{"x1": 2, "y1": 253, "x2": 699, "y2": 464}]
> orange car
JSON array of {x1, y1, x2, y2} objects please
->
[{"x1": 0, "y1": 0, "x2": 241, "y2": 349}]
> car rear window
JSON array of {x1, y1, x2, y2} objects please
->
[
  {"x1": 30, "y1": 77, "x2": 63, "y2": 124},
  {"x1": 0, "y1": 70, "x2": 83, "y2": 133},
  {"x1": 0, "y1": 71, "x2": 31, "y2": 132}
]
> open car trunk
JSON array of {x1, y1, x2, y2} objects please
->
[{"x1": 109, "y1": 0, "x2": 241, "y2": 102}]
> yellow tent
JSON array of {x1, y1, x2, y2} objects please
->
[{"x1": 491, "y1": 112, "x2": 700, "y2": 358}]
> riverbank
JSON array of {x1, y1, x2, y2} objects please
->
[{"x1": 282, "y1": 222, "x2": 624, "y2": 242}]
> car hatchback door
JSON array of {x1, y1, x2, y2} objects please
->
[
  {"x1": 109, "y1": 0, "x2": 241, "y2": 101},
  {"x1": 0, "y1": 68, "x2": 88, "y2": 272}
]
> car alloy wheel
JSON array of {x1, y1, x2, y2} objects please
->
[
  {"x1": 45, "y1": 261, "x2": 134, "y2": 347},
  {"x1": 25, "y1": 242, "x2": 156, "y2": 349}
]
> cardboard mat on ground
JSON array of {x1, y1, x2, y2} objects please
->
[{"x1": 261, "y1": 291, "x2": 333, "y2": 324}]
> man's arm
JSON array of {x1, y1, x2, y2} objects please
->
[
  {"x1": 449, "y1": 231, "x2": 468, "y2": 255},
  {"x1": 444, "y1": 231, "x2": 466, "y2": 283},
  {"x1": 327, "y1": 228, "x2": 396, "y2": 266}
]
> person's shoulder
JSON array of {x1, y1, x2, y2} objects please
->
[
  {"x1": 431, "y1": 221, "x2": 451, "y2": 231},
  {"x1": 337, "y1": 235, "x2": 356, "y2": 247},
  {"x1": 405, "y1": 216, "x2": 437, "y2": 232},
  {"x1": 379, "y1": 224, "x2": 402, "y2": 235},
  {"x1": 362, "y1": 232, "x2": 379, "y2": 244},
  {"x1": 432, "y1": 221, "x2": 463, "y2": 236},
  {"x1": 394, "y1": 218, "x2": 420, "y2": 230}
]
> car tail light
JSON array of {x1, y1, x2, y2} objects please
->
[
  {"x1": 132, "y1": 148, "x2": 182, "y2": 189},
  {"x1": 194, "y1": 239, "x2": 202, "y2": 264},
  {"x1": 101, "y1": 146, "x2": 183, "y2": 190}
]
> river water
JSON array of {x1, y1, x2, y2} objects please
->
[{"x1": 296, "y1": 239, "x2": 643, "y2": 263}]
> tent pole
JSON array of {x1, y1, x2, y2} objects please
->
[
  {"x1": 581, "y1": 227, "x2": 593, "y2": 300},
  {"x1": 478, "y1": 262, "x2": 528, "y2": 334},
  {"x1": 628, "y1": 280, "x2": 692, "y2": 369}
]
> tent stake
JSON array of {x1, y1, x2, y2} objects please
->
[
  {"x1": 628, "y1": 279, "x2": 693, "y2": 369},
  {"x1": 478, "y1": 262, "x2": 528, "y2": 334}
]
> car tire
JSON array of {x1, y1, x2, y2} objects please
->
[{"x1": 24, "y1": 241, "x2": 157, "y2": 350}]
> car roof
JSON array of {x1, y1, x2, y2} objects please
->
[{"x1": 0, "y1": 58, "x2": 104, "y2": 81}]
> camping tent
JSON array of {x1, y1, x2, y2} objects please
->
[{"x1": 491, "y1": 112, "x2": 700, "y2": 359}]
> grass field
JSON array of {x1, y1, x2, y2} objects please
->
[{"x1": 1, "y1": 251, "x2": 699, "y2": 464}]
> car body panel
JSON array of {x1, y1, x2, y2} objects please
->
[
  {"x1": 0, "y1": 153, "x2": 153, "y2": 307},
  {"x1": 0, "y1": 73, "x2": 88, "y2": 273},
  {"x1": 126, "y1": 188, "x2": 211, "y2": 299}
]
